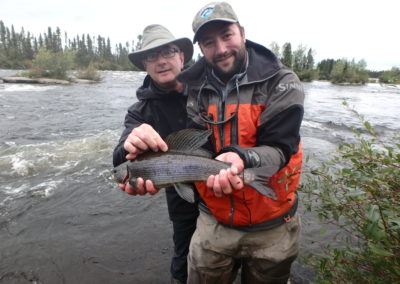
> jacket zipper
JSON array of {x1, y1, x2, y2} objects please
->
[
  {"x1": 219, "y1": 86, "x2": 228, "y2": 148},
  {"x1": 242, "y1": 191, "x2": 252, "y2": 225},
  {"x1": 229, "y1": 195, "x2": 235, "y2": 226}
]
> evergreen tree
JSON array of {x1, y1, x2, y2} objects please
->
[
  {"x1": 38, "y1": 34, "x2": 44, "y2": 49},
  {"x1": 281, "y1": 42, "x2": 292, "y2": 68},
  {"x1": 306, "y1": 48, "x2": 314, "y2": 70},
  {"x1": 45, "y1": 27, "x2": 52, "y2": 50},
  {"x1": 23, "y1": 31, "x2": 34, "y2": 60},
  {"x1": 0, "y1": 21, "x2": 6, "y2": 47},
  {"x1": 135, "y1": 34, "x2": 143, "y2": 51},
  {"x1": 54, "y1": 27, "x2": 62, "y2": 52},
  {"x1": 33, "y1": 37, "x2": 38, "y2": 54}
]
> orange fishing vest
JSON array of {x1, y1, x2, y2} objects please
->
[{"x1": 195, "y1": 103, "x2": 303, "y2": 226}]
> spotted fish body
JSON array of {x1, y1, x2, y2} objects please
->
[{"x1": 112, "y1": 129, "x2": 278, "y2": 202}]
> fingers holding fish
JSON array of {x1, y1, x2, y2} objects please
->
[
  {"x1": 215, "y1": 152, "x2": 244, "y2": 173},
  {"x1": 131, "y1": 124, "x2": 168, "y2": 153},
  {"x1": 227, "y1": 167, "x2": 244, "y2": 190},
  {"x1": 133, "y1": 178, "x2": 159, "y2": 195},
  {"x1": 218, "y1": 169, "x2": 234, "y2": 195},
  {"x1": 209, "y1": 152, "x2": 244, "y2": 195},
  {"x1": 206, "y1": 175, "x2": 215, "y2": 190},
  {"x1": 119, "y1": 183, "x2": 138, "y2": 195},
  {"x1": 209, "y1": 168, "x2": 243, "y2": 196},
  {"x1": 145, "y1": 180, "x2": 159, "y2": 195},
  {"x1": 210, "y1": 174, "x2": 223, "y2": 197}
]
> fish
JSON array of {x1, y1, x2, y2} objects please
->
[{"x1": 112, "y1": 128, "x2": 279, "y2": 202}]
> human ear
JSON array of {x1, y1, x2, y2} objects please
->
[{"x1": 179, "y1": 52, "x2": 185, "y2": 68}]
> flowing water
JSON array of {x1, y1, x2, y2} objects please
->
[{"x1": 1, "y1": 70, "x2": 399, "y2": 283}]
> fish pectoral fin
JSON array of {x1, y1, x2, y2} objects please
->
[
  {"x1": 173, "y1": 183, "x2": 196, "y2": 203},
  {"x1": 247, "y1": 180, "x2": 277, "y2": 200}
]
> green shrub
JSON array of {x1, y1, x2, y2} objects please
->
[
  {"x1": 301, "y1": 102, "x2": 400, "y2": 283},
  {"x1": 380, "y1": 67, "x2": 400, "y2": 84},
  {"x1": 27, "y1": 48, "x2": 74, "y2": 80},
  {"x1": 76, "y1": 62, "x2": 102, "y2": 81}
]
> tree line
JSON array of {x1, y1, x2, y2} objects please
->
[
  {"x1": 1, "y1": 21, "x2": 399, "y2": 84},
  {"x1": 269, "y1": 42, "x2": 399, "y2": 84},
  {"x1": 0, "y1": 20, "x2": 140, "y2": 73}
]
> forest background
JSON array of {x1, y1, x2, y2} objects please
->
[{"x1": 0, "y1": 20, "x2": 399, "y2": 84}]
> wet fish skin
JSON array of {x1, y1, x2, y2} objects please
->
[
  {"x1": 113, "y1": 151, "x2": 232, "y2": 188},
  {"x1": 112, "y1": 128, "x2": 279, "y2": 200},
  {"x1": 113, "y1": 150, "x2": 278, "y2": 200}
]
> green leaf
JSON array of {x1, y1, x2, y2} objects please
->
[
  {"x1": 346, "y1": 189, "x2": 366, "y2": 197},
  {"x1": 319, "y1": 226, "x2": 328, "y2": 235},
  {"x1": 366, "y1": 205, "x2": 380, "y2": 222},
  {"x1": 368, "y1": 243, "x2": 394, "y2": 257}
]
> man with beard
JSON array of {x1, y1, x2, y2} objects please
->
[
  {"x1": 176, "y1": 2, "x2": 305, "y2": 283},
  {"x1": 113, "y1": 24, "x2": 197, "y2": 284}
]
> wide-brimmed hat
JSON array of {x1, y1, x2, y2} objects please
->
[
  {"x1": 192, "y1": 2, "x2": 239, "y2": 43},
  {"x1": 128, "y1": 24, "x2": 193, "y2": 71}
]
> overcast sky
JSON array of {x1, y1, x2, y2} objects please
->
[{"x1": 2, "y1": 0, "x2": 399, "y2": 70}]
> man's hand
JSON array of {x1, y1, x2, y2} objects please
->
[
  {"x1": 123, "y1": 123, "x2": 168, "y2": 160},
  {"x1": 119, "y1": 178, "x2": 159, "y2": 195},
  {"x1": 119, "y1": 123, "x2": 166, "y2": 195},
  {"x1": 206, "y1": 152, "x2": 245, "y2": 197}
]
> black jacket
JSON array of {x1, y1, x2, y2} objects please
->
[
  {"x1": 113, "y1": 75, "x2": 188, "y2": 167},
  {"x1": 112, "y1": 74, "x2": 197, "y2": 223}
]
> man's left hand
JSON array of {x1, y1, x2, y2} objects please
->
[{"x1": 206, "y1": 152, "x2": 245, "y2": 197}]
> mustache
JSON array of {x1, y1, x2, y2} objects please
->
[{"x1": 213, "y1": 51, "x2": 234, "y2": 62}]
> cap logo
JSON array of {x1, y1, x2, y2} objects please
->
[{"x1": 200, "y1": 6, "x2": 215, "y2": 18}]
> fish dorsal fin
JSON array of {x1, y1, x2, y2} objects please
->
[{"x1": 165, "y1": 128, "x2": 212, "y2": 152}]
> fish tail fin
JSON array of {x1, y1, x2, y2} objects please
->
[{"x1": 244, "y1": 166, "x2": 278, "y2": 200}]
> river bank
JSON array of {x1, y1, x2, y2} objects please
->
[{"x1": 0, "y1": 76, "x2": 98, "y2": 85}]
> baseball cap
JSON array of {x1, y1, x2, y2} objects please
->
[{"x1": 192, "y1": 2, "x2": 239, "y2": 43}]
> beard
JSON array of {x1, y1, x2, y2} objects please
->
[{"x1": 210, "y1": 44, "x2": 247, "y2": 83}]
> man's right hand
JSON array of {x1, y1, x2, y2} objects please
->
[
  {"x1": 119, "y1": 123, "x2": 166, "y2": 195},
  {"x1": 123, "y1": 123, "x2": 168, "y2": 160},
  {"x1": 119, "y1": 178, "x2": 159, "y2": 195}
]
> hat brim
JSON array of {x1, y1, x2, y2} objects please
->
[
  {"x1": 128, "y1": 38, "x2": 194, "y2": 71},
  {"x1": 193, "y1": 19, "x2": 238, "y2": 43}
]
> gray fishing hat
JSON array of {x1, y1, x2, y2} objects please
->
[
  {"x1": 192, "y1": 2, "x2": 239, "y2": 43},
  {"x1": 128, "y1": 24, "x2": 193, "y2": 71}
]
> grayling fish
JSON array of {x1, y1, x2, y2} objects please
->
[{"x1": 112, "y1": 129, "x2": 279, "y2": 202}]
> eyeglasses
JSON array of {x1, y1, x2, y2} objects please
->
[{"x1": 143, "y1": 47, "x2": 180, "y2": 63}]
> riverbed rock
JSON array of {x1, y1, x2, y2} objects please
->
[{"x1": 1, "y1": 76, "x2": 70, "y2": 85}]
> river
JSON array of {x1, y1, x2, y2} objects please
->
[{"x1": 1, "y1": 70, "x2": 399, "y2": 283}]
